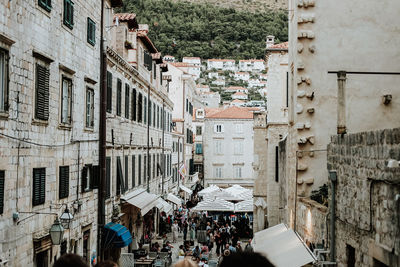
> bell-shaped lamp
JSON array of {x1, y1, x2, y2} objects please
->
[{"x1": 49, "y1": 218, "x2": 64, "y2": 245}]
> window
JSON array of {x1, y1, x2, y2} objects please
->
[
  {"x1": 195, "y1": 143, "x2": 203, "y2": 154},
  {"x1": 214, "y1": 124, "x2": 224, "y2": 133},
  {"x1": 106, "y1": 157, "x2": 111, "y2": 198},
  {"x1": 0, "y1": 49, "x2": 9, "y2": 113},
  {"x1": 138, "y1": 92, "x2": 142, "y2": 122},
  {"x1": 143, "y1": 51, "x2": 152, "y2": 71},
  {"x1": 33, "y1": 168, "x2": 46, "y2": 206},
  {"x1": 0, "y1": 170, "x2": 4, "y2": 214},
  {"x1": 131, "y1": 88, "x2": 137, "y2": 121},
  {"x1": 131, "y1": 155, "x2": 136, "y2": 188},
  {"x1": 153, "y1": 103, "x2": 156, "y2": 128},
  {"x1": 87, "y1": 18, "x2": 96, "y2": 46},
  {"x1": 144, "y1": 155, "x2": 147, "y2": 183},
  {"x1": 59, "y1": 166, "x2": 69, "y2": 199},
  {"x1": 214, "y1": 140, "x2": 222, "y2": 154},
  {"x1": 235, "y1": 124, "x2": 243, "y2": 133},
  {"x1": 106, "y1": 71, "x2": 112, "y2": 112},
  {"x1": 234, "y1": 166, "x2": 242, "y2": 178},
  {"x1": 86, "y1": 88, "x2": 94, "y2": 128},
  {"x1": 196, "y1": 126, "x2": 202, "y2": 136},
  {"x1": 144, "y1": 96, "x2": 147, "y2": 124},
  {"x1": 234, "y1": 140, "x2": 244, "y2": 155},
  {"x1": 125, "y1": 84, "x2": 130, "y2": 119},
  {"x1": 148, "y1": 100, "x2": 152, "y2": 126},
  {"x1": 116, "y1": 156, "x2": 125, "y2": 195},
  {"x1": 138, "y1": 155, "x2": 142, "y2": 185},
  {"x1": 152, "y1": 154, "x2": 155, "y2": 179},
  {"x1": 38, "y1": 0, "x2": 51, "y2": 12},
  {"x1": 157, "y1": 106, "x2": 160, "y2": 129},
  {"x1": 61, "y1": 77, "x2": 72, "y2": 124},
  {"x1": 125, "y1": 156, "x2": 129, "y2": 189},
  {"x1": 81, "y1": 165, "x2": 91, "y2": 193},
  {"x1": 116, "y1": 79, "x2": 122, "y2": 116},
  {"x1": 214, "y1": 166, "x2": 222, "y2": 178},
  {"x1": 35, "y1": 63, "x2": 50, "y2": 120},
  {"x1": 63, "y1": 0, "x2": 74, "y2": 30},
  {"x1": 275, "y1": 146, "x2": 279, "y2": 182},
  {"x1": 186, "y1": 99, "x2": 188, "y2": 112}
]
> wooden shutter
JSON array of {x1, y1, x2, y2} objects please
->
[
  {"x1": 33, "y1": 168, "x2": 45, "y2": 206},
  {"x1": 81, "y1": 166, "x2": 88, "y2": 193},
  {"x1": 116, "y1": 157, "x2": 125, "y2": 195},
  {"x1": 132, "y1": 155, "x2": 135, "y2": 188},
  {"x1": 124, "y1": 156, "x2": 128, "y2": 190},
  {"x1": 106, "y1": 157, "x2": 111, "y2": 198},
  {"x1": 59, "y1": 166, "x2": 69, "y2": 199},
  {"x1": 131, "y1": 89, "x2": 136, "y2": 121},
  {"x1": 35, "y1": 64, "x2": 50, "y2": 120},
  {"x1": 138, "y1": 155, "x2": 141, "y2": 185},
  {"x1": 137, "y1": 92, "x2": 142, "y2": 122},
  {"x1": 125, "y1": 84, "x2": 130, "y2": 119},
  {"x1": 116, "y1": 79, "x2": 122, "y2": 116},
  {"x1": 106, "y1": 71, "x2": 112, "y2": 112},
  {"x1": 0, "y1": 171, "x2": 4, "y2": 214},
  {"x1": 90, "y1": 165, "x2": 99, "y2": 189}
]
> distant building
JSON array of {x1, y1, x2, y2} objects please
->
[
  {"x1": 230, "y1": 99, "x2": 246, "y2": 107},
  {"x1": 232, "y1": 91, "x2": 248, "y2": 100},
  {"x1": 203, "y1": 106, "x2": 255, "y2": 188},
  {"x1": 200, "y1": 92, "x2": 221, "y2": 108},
  {"x1": 170, "y1": 62, "x2": 201, "y2": 81},
  {"x1": 182, "y1": 57, "x2": 201, "y2": 66},
  {"x1": 259, "y1": 73, "x2": 268, "y2": 80},
  {"x1": 212, "y1": 79, "x2": 226, "y2": 87},
  {"x1": 207, "y1": 59, "x2": 236, "y2": 71},
  {"x1": 239, "y1": 59, "x2": 265, "y2": 72},
  {"x1": 163, "y1": 55, "x2": 176, "y2": 62},
  {"x1": 234, "y1": 72, "x2": 250, "y2": 81},
  {"x1": 225, "y1": 86, "x2": 248, "y2": 94},
  {"x1": 208, "y1": 72, "x2": 220, "y2": 79}
]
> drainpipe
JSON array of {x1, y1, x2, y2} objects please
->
[
  {"x1": 178, "y1": 136, "x2": 180, "y2": 189},
  {"x1": 329, "y1": 170, "x2": 337, "y2": 262},
  {"x1": 98, "y1": 0, "x2": 106, "y2": 261},
  {"x1": 147, "y1": 85, "x2": 150, "y2": 193},
  {"x1": 336, "y1": 71, "x2": 346, "y2": 134},
  {"x1": 162, "y1": 99, "x2": 165, "y2": 195}
]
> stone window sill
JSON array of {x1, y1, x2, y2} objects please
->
[
  {"x1": 0, "y1": 112, "x2": 9, "y2": 120},
  {"x1": 84, "y1": 127, "x2": 95, "y2": 133},
  {"x1": 58, "y1": 124, "x2": 72, "y2": 130},
  {"x1": 32, "y1": 118, "x2": 49, "y2": 126}
]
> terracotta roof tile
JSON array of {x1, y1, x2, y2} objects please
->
[
  {"x1": 267, "y1": 42, "x2": 289, "y2": 50},
  {"x1": 233, "y1": 92, "x2": 247, "y2": 96},
  {"x1": 206, "y1": 106, "x2": 253, "y2": 119},
  {"x1": 114, "y1": 13, "x2": 138, "y2": 29},
  {"x1": 226, "y1": 86, "x2": 247, "y2": 90},
  {"x1": 207, "y1": 59, "x2": 235, "y2": 62}
]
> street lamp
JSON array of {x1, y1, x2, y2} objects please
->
[
  {"x1": 49, "y1": 218, "x2": 64, "y2": 245},
  {"x1": 60, "y1": 207, "x2": 74, "y2": 229}
]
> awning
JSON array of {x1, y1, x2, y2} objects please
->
[
  {"x1": 103, "y1": 222, "x2": 132, "y2": 248},
  {"x1": 234, "y1": 198, "x2": 253, "y2": 213},
  {"x1": 166, "y1": 193, "x2": 182, "y2": 206},
  {"x1": 179, "y1": 185, "x2": 192, "y2": 194},
  {"x1": 121, "y1": 188, "x2": 160, "y2": 215},
  {"x1": 252, "y1": 223, "x2": 316, "y2": 267},
  {"x1": 157, "y1": 198, "x2": 173, "y2": 214},
  {"x1": 192, "y1": 198, "x2": 234, "y2": 212},
  {"x1": 198, "y1": 185, "x2": 220, "y2": 196}
]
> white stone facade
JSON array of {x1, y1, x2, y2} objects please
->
[
  {"x1": 238, "y1": 60, "x2": 265, "y2": 72},
  {"x1": 206, "y1": 59, "x2": 236, "y2": 71}
]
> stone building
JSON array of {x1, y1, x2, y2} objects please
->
[
  {"x1": 0, "y1": 0, "x2": 104, "y2": 265},
  {"x1": 206, "y1": 59, "x2": 236, "y2": 71},
  {"x1": 281, "y1": 0, "x2": 400, "y2": 262},
  {"x1": 327, "y1": 129, "x2": 400, "y2": 266},
  {"x1": 252, "y1": 41, "x2": 289, "y2": 232},
  {"x1": 203, "y1": 106, "x2": 255, "y2": 188},
  {"x1": 102, "y1": 12, "x2": 174, "y2": 259}
]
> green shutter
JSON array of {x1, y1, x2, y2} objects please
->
[
  {"x1": 35, "y1": 64, "x2": 50, "y2": 120},
  {"x1": 106, "y1": 157, "x2": 111, "y2": 198},
  {"x1": 116, "y1": 156, "x2": 125, "y2": 195},
  {"x1": 59, "y1": 166, "x2": 69, "y2": 199},
  {"x1": 87, "y1": 18, "x2": 96, "y2": 46},
  {"x1": 125, "y1": 84, "x2": 130, "y2": 119},
  {"x1": 33, "y1": 168, "x2": 45, "y2": 206},
  {"x1": 116, "y1": 79, "x2": 122, "y2": 116},
  {"x1": 81, "y1": 166, "x2": 87, "y2": 193},
  {"x1": 137, "y1": 93, "x2": 142, "y2": 122},
  {"x1": 138, "y1": 155, "x2": 141, "y2": 185},
  {"x1": 131, "y1": 89, "x2": 136, "y2": 121},
  {"x1": 132, "y1": 155, "x2": 135, "y2": 188},
  {"x1": 90, "y1": 165, "x2": 99, "y2": 189},
  {"x1": 0, "y1": 171, "x2": 4, "y2": 214},
  {"x1": 38, "y1": 0, "x2": 52, "y2": 12},
  {"x1": 106, "y1": 71, "x2": 112, "y2": 112},
  {"x1": 63, "y1": 0, "x2": 74, "y2": 29},
  {"x1": 124, "y1": 156, "x2": 129, "y2": 190}
]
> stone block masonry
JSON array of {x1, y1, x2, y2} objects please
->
[{"x1": 327, "y1": 128, "x2": 400, "y2": 267}]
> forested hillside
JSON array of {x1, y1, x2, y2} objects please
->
[{"x1": 121, "y1": 0, "x2": 288, "y2": 60}]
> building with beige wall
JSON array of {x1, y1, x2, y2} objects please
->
[{"x1": 281, "y1": 0, "x2": 400, "y2": 264}]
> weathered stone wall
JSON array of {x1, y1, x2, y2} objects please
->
[{"x1": 327, "y1": 128, "x2": 400, "y2": 266}]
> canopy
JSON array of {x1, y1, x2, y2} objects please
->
[
  {"x1": 198, "y1": 185, "x2": 221, "y2": 196},
  {"x1": 204, "y1": 189, "x2": 244, "y2": 202},
  {"x1": 191, "y1": 198, "x2": 234, "y2": 212},
  {"x1": 179, "y1": 184, "x2": 193, "y2": 194},
  {"x1": 234, "y1": 198, "x2": 253, "y2": 213},
  {"x1": 156, "y1": 198, "x2": 173, "y2": 214},
  {"x1": 103, "y1": 222, "x2": 132, "y2": 248},
  {"x1": 166, "y1": 193, "x2": 182, "y2": 206},
  {"x1": 252, "y1": 224, "x2": 316, "y2": 267},
  {"x1": 121, "y1": 189, "x2": 160, "y2": 215}
]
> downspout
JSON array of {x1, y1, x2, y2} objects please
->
[
  {"x1": 98, "y1": 0, "x2": 106, "y2": 260},
  {"x1": 177, "y1": 136, "x2": 180, "y2": 189},
  {"x1": 162, "y1": 99, "x2": 165, "y2": 195},
  {"x1": 328, "y1": 170, "x2": 337, "y2": 262},
  {"x1": 336, "y1": 71, "x2": 347, "y2": 134},
  {"x1": 147, "y1": 85, "x2": 150, "y2": 193}
]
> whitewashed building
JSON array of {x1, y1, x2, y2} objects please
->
[
  {"x1": 170, "y1": 62, "x2": 201, "y2": 81},
  {"x1": 224, "y1": 86, "x2": 248, "y2": 94},
  {"x1": 234, "y1": 72, "x2": 250, "y2": 81},
  {"x1": 232, "y1": 91, "x2": 248, "y2": 100},
  {"x1": 206, "y1": 59, "x2": 236, "y2": 71},
  {"x1": 211, "y1": 79, "x2": 225, "y2": 87},
  {"x1": 239, "y1": 59, "x2": 265, "y2": 72},
  {"x1": 203, "y1": 107, "x2": 255, "y2": 188},
  {"x1": 199, "y1": 92, "x2": 221, "y2": 108},
  {"x1": 182, "y1": 57, "x2": 201, "y2": 67}
]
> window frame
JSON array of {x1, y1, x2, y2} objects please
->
[
  {"x1": 60, "y1": 76, "x2": 73, "y2": 125},
  {"x1": 35, "y1": 62, "x2": 50, "y2": 121},
  {"x1": 116, "y1": 78, "x2": 122, "y2": 116},
  {"x1": 59, "y1": 166, "x2": 69, "y2": 199},
  {"x1": 33, "y1": 168, "x2": 46, "y2": 206},
  {"x1": 87, "y1": 17, "x2": 96, "y2": 46},
  {"x1": 0, "y1": 48, "x2": 9, "y2": 113},
  {"x1": 38, "y1": 0, "x2": 52, "y2": 12},
  {"x1": 63, "y1": 0, "x2": 74, "y2": 30},
  {"x1": 124, "y1": 84, "x2": 130, "y2": 119},
  {"x1": 85, "y1": 87, "x2": 94, "y2": 128},
  {"x1": 106, "y1": 71, "x2": 112, "y2": 113}
]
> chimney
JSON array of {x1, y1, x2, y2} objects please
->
[
  {"x1": 266, "y1": 35, "x2": 275, "y2": 48},
  {"x1": 138, "y1": 24, "x2": 149, "y2": 33}
]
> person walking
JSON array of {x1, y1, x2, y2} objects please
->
[
  {"x1": 215, "y1": 230, "x2": 222, "y2": 257},
  {"x1": 183, "y1": 220, "x2": 188, "y2": 241},
  {"x1": 189, "y1": 221, "x2": 196, "y2": 243},
  {"x1": 172, "y1": 220, "x2": 180, "y2": 243}
]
